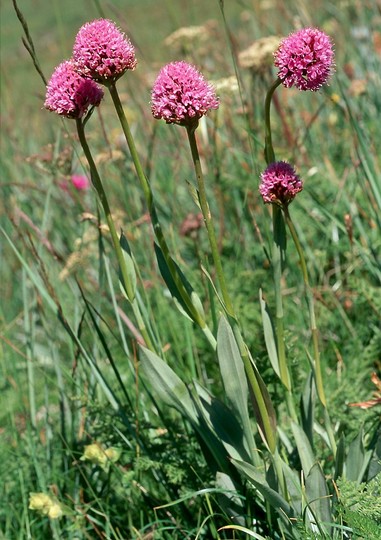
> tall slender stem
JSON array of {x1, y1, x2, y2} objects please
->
[
  {"x1": 108, "y1": 83, "x2": 217, "y2": 349},
  {"x1": 76, "y1": 118, "x2": 155, "y2": 351},
  {"x1": 186, "y1": 124, "x2": 276, "y2": 454},
  {"x1": 283, "y1": 206, "x2": 336, "y2": 455},
  {"x1": 186, "y1": 125, "x2": 235, "y2": 317},
  {"x1": 108, "y1": 83, "x2": 151, "y2": 205},
  {"x1": 264, "y1": 78, "x2": 282, "y2": 165},
  {"x1": 264, "y1": 79, "x2": 295, "y2": 413},
  {"x1": 272, "y1": 205, "x2": 292, "y2": 393}
]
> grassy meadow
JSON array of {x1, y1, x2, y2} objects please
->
[{"x1": 1, "y1": 0, "x2": 381, "y2": 538}]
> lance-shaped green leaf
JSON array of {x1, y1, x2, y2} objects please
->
[
  {"x1": 192, "y1": 381, "x2": 251, "y2": 463},
  {"x1": 345, "y1": 427, "x2": 371, "y2": 483},
  {"x1": 291, "y1": 422, "x2": 315, "y2": 478},
  {"x1": 217, "y1": 316, "x2": 258, "y2": 462},
  {"x1": 334, "y1": 434, "x2": 346, "y2": 481},
  {"x1": 2, "y1": 227, "x2": 57, "y2": 312},
  {"x1": 154, "y1": 242, "x2": 205, "y2": 325},
  {"x1": 305, "y1": 463, "x2": 332, "y2": 536},
  {"x1": 186, "y1": 179, "x2": 201, "y2": 210},
  {"x1": 300, "y1": 371, "x2": 316, "y2": 449},
  {"x1": 119, "y1": 231, "x2": 137, "y2": 301},
  {"x1": 215, "y1": 472, "x2": 245, "y2": 526},
  {"x1": 223, "y1": 318, "x2": 277, "y2": 452},
  {"x1": 139, "y1": 346, "x2": 199, "y2": 426},
  {"x1": 281, "y1": 460, "x2": 303, "y2": 515},
  {"x1": 231, "y1": 458, "x2": 295, "y2": 522},
  {"x1": 259, "y1": 290, "x2": 280, "y2": 378},
  {"x1": 246, "y1": 353, "x2": 277, "y2": 452},
  {"x1": 140, "y1": 350, "x2": 237, "y2": 472},
  {"x1": 367, "y1": 432, "x2": 381, "y2": 481}
]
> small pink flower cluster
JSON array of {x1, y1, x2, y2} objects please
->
[
  {"x1": 45, "y1": 19, "x2": 137, "y2": 119},
  {"x1": 151, "y1": 61, "x2": 219, "y2": 127},
  {"x1": 71, "y1": 174, "x2": 90, "y2": 191},
  {"x1": 259, "y1": 161, "x2": 303, "y2": 206},
  {"x1": 274, "y1": 27, "x2": 334, "y2": 91},
  {"x1": 73, "y1": 19, "x2": 137, "y2": 82},
  {"x1": 44, "y1": 61, "x2": 104, "y2": 119}
]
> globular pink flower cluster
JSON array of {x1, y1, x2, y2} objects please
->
[
  {"x1": 274, "y1": 27, "x2": 334, "y2": 91},
  {"x1": 73, "y1": 19, "x2": 137, "y2": 83},
  {"x1": 151, "y1": 61, "x2": 219, "y2": 126},
  {"x1": 259, "y1": 161, "x2": 303, "y2": 206},
  {"x1": 44, "y1": 60, "x2": 104, "y2": 118},
  {"x1": 45, "y1": 18, "x2": 137, "y2": 118}
]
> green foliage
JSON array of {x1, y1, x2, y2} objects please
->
[
  {"x1": 2, "y1": 0, "x2": 381, "y2": 538},
  {"x1": 337, "y1": 475, "x2": 381, "y2": 539}
]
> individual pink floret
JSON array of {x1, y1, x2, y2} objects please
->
[
  {"x1": 151, "y1": 61, "x2": 219, "y2": 126},
  {"x1": 274, "y1": 28, "x2": 334, "y2": 91},
  {"x1": 73, "y1": 19, "x2": 137, "y2": 83},
  {"x1": 71, "y1": 174, "x2": 90, "y2": 190},
  {"x1": 44, "y1": 60, "x2": 104, "y2": 118},
  {"x1": 259, "y1": 161, "x2": 303, "y2": 206}
]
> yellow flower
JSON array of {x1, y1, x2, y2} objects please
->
[
  {"x1": 104, "y1": 447, "x2": 122, "y2": 463},
  {"x1": 81, "y1": 443, "x2": 108, "y2": 467},
  {"x1": 48, "y1": 503, "x2": 63, "y2": 519},
  {"x1": 29, "y1": 492, "x2": 52, "y2": 514},
  {"x1": 330, "y1": 93, "x2": 341, "y2": 104},
  {"x1": 29, "y1": 492, "x2": 63, "y2": 519},
  {"x1": 81, "y1": 443, "x2": 121, "y2": 468}
]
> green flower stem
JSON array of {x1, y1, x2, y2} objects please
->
[
  {"x1": 76, "y1": 118, "x2": 154, "y2": 352},
  {"x1": 283, "y1": 207, "x2": 324, "y2": 402},
  {"x1": 186, "y1": 125, "x2": 276, "y2": 454},
  {"x1": 264, "y1": 78, "x2": 282, "y2": 165},
  {"x1": 186, "y1": 125, "x2": 235, "y2": 317},
  {"x1": 108, "y1": 83, "x2": 217, "y2": 350},
  {"x1": 108, "y1": 83, "x2": 152, "y2": 205},
  {"x1": 235, "y1": 329, "x2": 277, "y2": 454},
  {"x1": 264, "y1": 79, "x2": 295, "y2": 414},
  {"x1": 283, "y1": 206, "x2": 337, "y2": 455},
  {"x1": 272, "y1": 205, "x2": 292, "y2": 394}
]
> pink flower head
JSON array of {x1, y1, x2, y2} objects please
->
[
  {"x1": 44, "y1": 60, "x2": 104, "y2": 118},
  {"x1": 151, "y1": 61, "x2": 219, "y2": 127},
  {"x1": 259, "y1": 161, "x2": 303, "y2": 206},
  {"x1": 274, "y1": 28, "x2": 334, "y2": 91},
  {"x1": 73, "y1": 19, "x2": 137, "y2": 83},
  {"x1": 71, "y1": 174, "x2": 90, "y2": 191}
]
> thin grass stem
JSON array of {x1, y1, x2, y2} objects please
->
[{"x1": 76, "y1": 118, "x2": 155, "y2": 351}]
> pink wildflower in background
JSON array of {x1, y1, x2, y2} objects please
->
[
  {"x1": 44, "y1": 61, "x2": 104, "y2": 118},
  {"x1": 259, "y1": 161, "x2": 303, "y2": 206},
  {"x1": 73, "y1": 19, "x2": 137, "y2": 83},
  {"x1": 151, "y1": 61, "x2": 219, "y2": 127},
  {"x1": 71, "y1": 174, "x2": 90, "y2": 191},
  {"x1": 274, "y1": 28, "x2": 334, "y2": 91}
]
